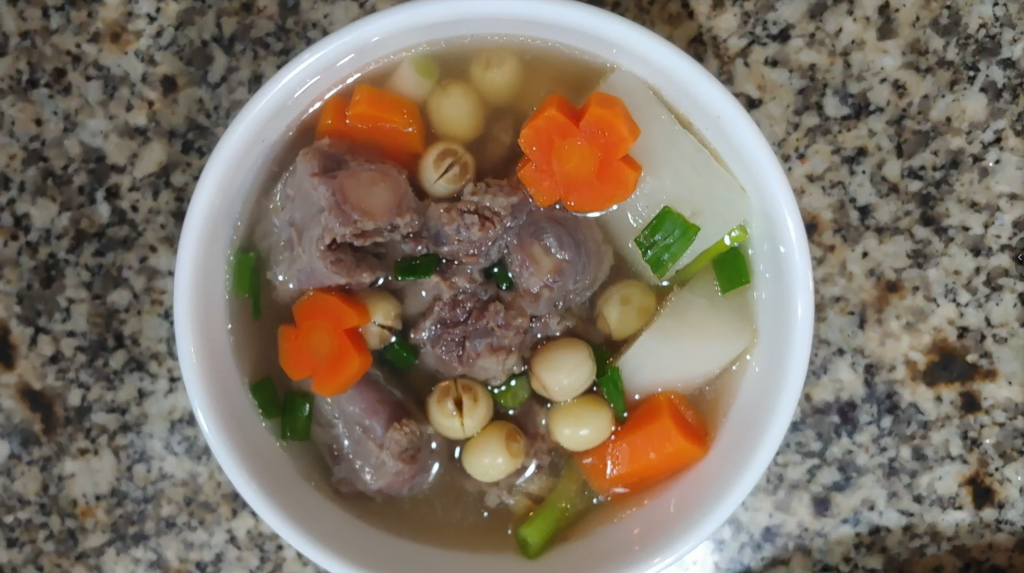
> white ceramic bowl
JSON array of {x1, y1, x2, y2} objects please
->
[{"x1": 173, "y1": 1, "x2": 814, "y2": 572}]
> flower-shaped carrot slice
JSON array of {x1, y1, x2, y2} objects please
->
[
  {"x1": 517, "y1": 91, "x2": 643, "y2": 213},
  {"x1": 278, "y1": 290, "x2": 373, "y2": 397}
]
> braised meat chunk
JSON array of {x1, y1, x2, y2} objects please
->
[
  {"x1": 505, "y1": 208, "x2": 613, "y2": 315},
  {"x1": 261, "y1": 140, "x2": 424, "y2": 301},
  {"x1": 411, "y1": 286, "x2": 531, "y2": 384},
  {"x1": 424, "y1": 177, "x2": 530, "y2": 268},
  {"x1": 311, "y1": 368, "x2": 446, "y2": 498}
]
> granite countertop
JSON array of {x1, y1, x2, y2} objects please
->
[{"x1": 1, "y1": 0, "x2": 1021, "y2": 571}]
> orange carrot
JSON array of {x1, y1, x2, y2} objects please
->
[
  {"x1": 347, "y1": 86, "x2": 422, "y2": 132},
  {"x1": 315, "y1": 95, "x2": 352, "y2": 141},
  {"x1": 578, "y1": 92, "x2": 641, "y2": 160},
  {"x1": 560, "y1": 155, "x2": 642, "y2": 213},
  {"x1": 292, "y1": 290, "x2": 370, "y2": 332},
  {"x1": 277, "y1": 324, "x2": 310, "y2": 381},
  {"x1": 518, "y1": 94, "x2": 582, "y2": 164},
  {"x1": 306, "y1": 328, "x2": 373, "y2": 397},
  {"x1": 515, "y1": 157, "x2": 561, "y2": 208},
  {"x1": 278, "y1": 289, "x2": 373, "y2": 397},
  {"x1": 516, "y1": 92, "x2": 642, "y2": 213},
  {"x1": 345, "y1": 85, "x2": 424, "y2": 168},
  {"x1": 550, "y1": 138, "x2": 601, "y2": 184},
  {"x1": 575, "y1": 391, "x2": 709, "y2": 497},
  {"x1": 314, "y1": 86, "x2": 425, "y2": 169}
]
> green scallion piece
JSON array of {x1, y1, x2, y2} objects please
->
[
  {"x1": 596, "y1": 366, "x2": 628, "y2": 424},
  {"x1": 589, "y1": 343, "x2": 613, "y2": 379},
  {"x1": 233, "y1": 250, "x2": 256, "y2": 297},
  {"x1": 670, "y1": 224, "x2": 749, "y2": 286},
  {"x1": 515, "y1": 462, "x2": 592, "y2": 559},
  {"x1": 634, "y1": 206, "x2": 701, "y2": 278},
  {"x1": 484, "y1": 259, "x2": 515, "y2": 291},
  {"x1": 491, "y1": 374, "x2": 533, "y2": 410},
  {"x1": 588, "y1": 343, "x2": 626, "y2": 422},
  {"x1": 249, "y1": 377, "x2": 282, "y2": 420},
  {"x1": 281, "y1": 391, "x2": 314, "y2": 441},
  {"x1": 712, "y1": 247, "x2": 751, "y2": 294},
  {"x1": 394, "y1": 254, "x2": 442, "y2": 281},
  {"x1": 382, "y1": 337, "x2": 419, "y2": 371},
  {"x1": 233, "y1": 249, "x2": 262, "y2": 319}
]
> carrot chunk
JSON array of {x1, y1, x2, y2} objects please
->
[
  {"x1": 315, "y1": 95, "x2": 352, "y2": 142},
  {"x1": 346, "y1": 85, "x2": 425, "y2": 158},
  {"x1": 576, "y1": 391, "x2": 709, "y2": 497},
  {"x1": 278, "y1": 289, "x2": 373, "y2": 397},
  {"x1": 313, "y1": 87, "x2": 424, "y2": 169},
  {"x1": 516, "y1": 92, "x2": 643, "y2": 213}
]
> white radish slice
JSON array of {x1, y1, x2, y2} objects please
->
[
  {"x1": 617, "y1": 267, "x2": 754, "y2": 396},
  {"x1": 595, "y1": 69, "x2": 751, "y2": 284}
]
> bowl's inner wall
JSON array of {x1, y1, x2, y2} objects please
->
[{"x1": 176, "y1": 4, "x2": 811, "y2": 573}]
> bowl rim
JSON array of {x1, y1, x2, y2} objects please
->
[{"x1": 173, "y1": 1, "x2": 815, "y2": 571}]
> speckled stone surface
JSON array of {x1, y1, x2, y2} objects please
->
[{"x1": 1, "y1": 0, "x2": 1021, "y2": 572}]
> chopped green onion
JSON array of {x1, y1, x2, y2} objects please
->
[
  {"x1": 394, "y1": 254, "x2": 442, "y2": 281},
  {"x1": 233, "y1": 250, "x2": 256, "y2": 297},
  {"x1": 712, "y1": 247, "x2": 751, "y2": 294},
  {"x1": 670, "y1": 224, "x2": 749, "y2": 286},
  {"x1": 589, "y1": 343, "x2": 613, "y2": 379},
  {"x1": 588, "y1": 344, "x2": 626, "y2": 422},
  {"x1": 281, "y1": 391, "x2": 314, "y2": 441},
  {"x1": 491, "y1": 374, "x2": 532, "y2": 410},
  {"x1": 249, "y1": 377, "x2": 282, "y2": 420},
  {"x1": 596, "y1": 366, "x2": 628, "y2": 424},
  {"x1": 515, "y1": 462, "x2": 593, "y2": 559},
  {"x1": 382, "y1": 337, "x2": 419, "y2": 371},
  {"x1": 233, "y1": 249, "x2": 262, "y2": 319},
  {"x1": 484, "y1": 259, "x2": 515, "y2": 291},
  {"x1": 633, "y1": 206, "x2": 701, "y2": 278}
]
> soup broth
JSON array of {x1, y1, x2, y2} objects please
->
[{"x1": 228, "y1": 36, "x2": 756, "y2": 557}]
